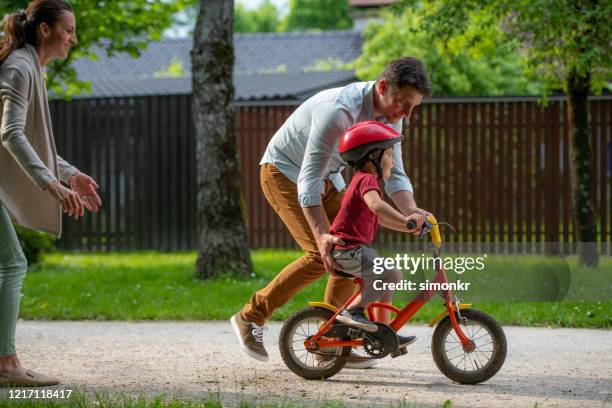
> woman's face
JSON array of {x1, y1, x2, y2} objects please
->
[
  {"x1": 380, "y1": 147, "x2": 394, "y2": 180},
  {"x1": 39, "y1": 10, "x2": 77, "y2": 61}
]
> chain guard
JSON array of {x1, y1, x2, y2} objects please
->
[
  {"x1": 363, "y1": 323, "x2": 399, "y2": 358},
  {"x1": 307, "y1": 322, "x2": 398, "y2": 360}
]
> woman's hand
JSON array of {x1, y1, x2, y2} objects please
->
[
  {"x1": 68, "y1": 172, "x2": 102, "y2": 212},
  {"x1": 45, "y1": 180, "x2": 85, "y2": 219}
]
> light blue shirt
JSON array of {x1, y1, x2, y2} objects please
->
[{"x1": 260, "y1": 81, "x2": 413, "y2": 207}]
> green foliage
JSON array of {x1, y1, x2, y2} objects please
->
[
  {"x1": 394, "y1": 0, "x2": 612, "y2": 95},
  {"x1": 234, "y1": 0, "x2": 280, "y2": 33},
  {"x1": 355, "y1": 2, "x2": 544, "y2": 96},
  {"x1": 500, "y1": 0, "x2": 611, "y2": 94},
  {"x1": 14, "y1": 225, "x2": 55, "y2": 265},
  {"x1": 2, "y1": 0, "x2": 186, "y2": 97},
  {"x1": 280, "y1": 0, "x2": 352, "y2": 32},
  {"x1": 154, "y1": 57, "x2": 186, "y2": 78},
  {"x1": 180, "y1": 0, "x2": 353, "y2": 34},
  {"x1": 304, "y1": 57, "x2": 351, "y2": 73}
]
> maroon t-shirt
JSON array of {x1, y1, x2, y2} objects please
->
[{"x1": 331, "y1": 172, "x2": 381, "y2": 249}]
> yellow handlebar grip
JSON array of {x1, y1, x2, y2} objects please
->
[{"x1": 427, "y1": 215, "x2": 442, "y2": 249}]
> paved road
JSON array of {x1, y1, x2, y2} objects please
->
[{"x1": 1, "y1": 321, "x2": 610, "y2": 407}]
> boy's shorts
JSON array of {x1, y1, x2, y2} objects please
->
[{"x1": 332, "y1": 245, "x2": 400, "y2": 304}]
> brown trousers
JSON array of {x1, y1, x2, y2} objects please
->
[{"x1": 242, "y1": 164, "x2": 357, "y2": 325}]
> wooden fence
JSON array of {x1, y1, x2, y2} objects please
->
[{"x1": 49, "y1": 95, "x2": 612, "y2": 252}]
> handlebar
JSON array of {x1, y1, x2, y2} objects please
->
[{"x1": 407, "y1": 214, "x2": 442, "y2": 249}]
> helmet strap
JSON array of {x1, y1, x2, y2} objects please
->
[{"x1": 371, "y1": 149, "x2": 385, "y2": 179}]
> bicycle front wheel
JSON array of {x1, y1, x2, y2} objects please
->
[{"x1": 432, "y1": 309, "x2": 507, "y2": 384}]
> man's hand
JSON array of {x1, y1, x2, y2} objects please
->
[
  {"x1": 68, "y1": 171, "x2": 102, "y2": 212},
  {"x1": 316, "y1": 233, "x2": 345, "y2": 274},
  {"x1": 412, "y1": 207, "x2": 431, "y2": 217},
  {"x1": 302, "y1": 205, "x2": 345, "y2": 274}
]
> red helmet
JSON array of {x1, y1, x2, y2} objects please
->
[{"x1": 339, "y1": 121, "x2": 403, "y2": 164}]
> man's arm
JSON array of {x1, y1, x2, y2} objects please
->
[
  {"x1": 385, "y1": 141, "x2": 430, "y2": 216},
  {"x1": 302, "y1": 205, "x2": 344, "y2": 273},
  {"x1": 297, "y1": 104, "x2": 350, "y2": 273},
  {"x1": 391, "y1": 189, "x2": 416, "y2": 214}
]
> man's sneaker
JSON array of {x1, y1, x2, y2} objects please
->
[
  {"x1": 336, "y1": 308, "x2": 378, "y2": 332},
  {"x1": 315, "y1": 350, "x2": 378, "y2": 369},
  {"x1": 230, "y1": 312, "x2": 269, "y2": 362},
  {"x1": 398, "y1": 335, "x2": 417, "y2": 348},
  {"x1": 345, "y1": 352, "x2": 378, "y2": 369}
]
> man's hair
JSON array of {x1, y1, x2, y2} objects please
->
[{"x1": 380, "y1": 57, "x2": 432, "y2": 97}]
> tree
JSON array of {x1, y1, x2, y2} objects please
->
[
  {"x1": 280, "y1": 0, "x2": 352, "y2": 31},
  {"x1": 234, "y1": 0, "x2": 280, "y2": 33},
  {"x1": 355, "y1": 4, "x2": 543, "y2": 96},
  {"x1": 2, "y1": 0, "x2": 185, "y2": 96},
  {"x1": 192, "y1": 0, "x2": 252, "y2": 279},
  {"x1": 394, "y1": 0, "x2": 611, "y2": 266}
]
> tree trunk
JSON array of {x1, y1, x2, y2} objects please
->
[
  {"x1": 192, "y1": 0, "x2": 252, "y2": 279},
  {"x1": 567, "y1": 69, "x2": 599, "y2": 267}
]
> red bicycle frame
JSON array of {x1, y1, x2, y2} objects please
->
[{"x1": 307, "y1": 252, "x2": 473, "y2": 352}]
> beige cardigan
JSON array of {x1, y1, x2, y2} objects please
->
[{"x1": 0, "y1": 45, "x2": 78, "y2": 237}]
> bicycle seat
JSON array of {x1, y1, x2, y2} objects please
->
[{"x1": 333, "y1": 269, "x2": 355, "y2": 278}]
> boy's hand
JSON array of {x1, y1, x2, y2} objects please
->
[{"x1": 406, "y1": 213, "x2": 426, "y2": 235}]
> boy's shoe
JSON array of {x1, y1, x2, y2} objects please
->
[
  {"x1": 398, "y1": 335, "x2": 417, "y2": 348},
  {"x1": 336, "y1": 308, "x2": 378, "y2": 332},
  {"x1": 230, "y1": 312, "x2": 269, "y2": 362}
]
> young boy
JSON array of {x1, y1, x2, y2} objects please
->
[{"x1": 330, "y1": 121, "x2": 425, "y2": 346}]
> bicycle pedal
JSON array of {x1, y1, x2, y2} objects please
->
[{"x1": 391, "y1": 347, "x2": 408, "y2": 358}]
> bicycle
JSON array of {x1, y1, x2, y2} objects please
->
[{"x1": 279, "y1": 215, "x2": 507, "y2": 384}]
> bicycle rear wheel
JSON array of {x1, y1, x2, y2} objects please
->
[{"x1": 279, "y1": 307, "x2": 351, "y2": 380}]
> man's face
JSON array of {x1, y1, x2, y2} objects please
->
[{"x1": 376, "y1": 79, "x2": 424, "y2": 124}]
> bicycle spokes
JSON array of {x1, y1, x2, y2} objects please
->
[{"x1": 443, "y1": 319, "x2": 494, "y2": 372}]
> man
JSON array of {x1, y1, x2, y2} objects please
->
[{"x1": 231, "y1": 57, "x2": 432, "y2": 366}]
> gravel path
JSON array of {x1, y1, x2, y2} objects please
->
[{"x1": 1, "y1": 321, "x2": 610, "y2": 407}]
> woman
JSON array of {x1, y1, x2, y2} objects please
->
[{"x1": 0, "y1": 0, "x2": 101, "y2": 387}]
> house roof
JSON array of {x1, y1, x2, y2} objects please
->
[
  {"x1": 69, "y1": 30, "x2": 363, "y2": 101},
  {"x1": 348, "y1": 0, "x2": 398, "y2": 7},
  {"x1": 82, "y1": 71, "x2": 358, "y2": 101}
]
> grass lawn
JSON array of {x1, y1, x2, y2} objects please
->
[
  {"x1": 20, "y1": 250, "x2": 612, "y2": 328},
  {"x1": 0, "y1": 390, "x2": 446, "y2": 408}
]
